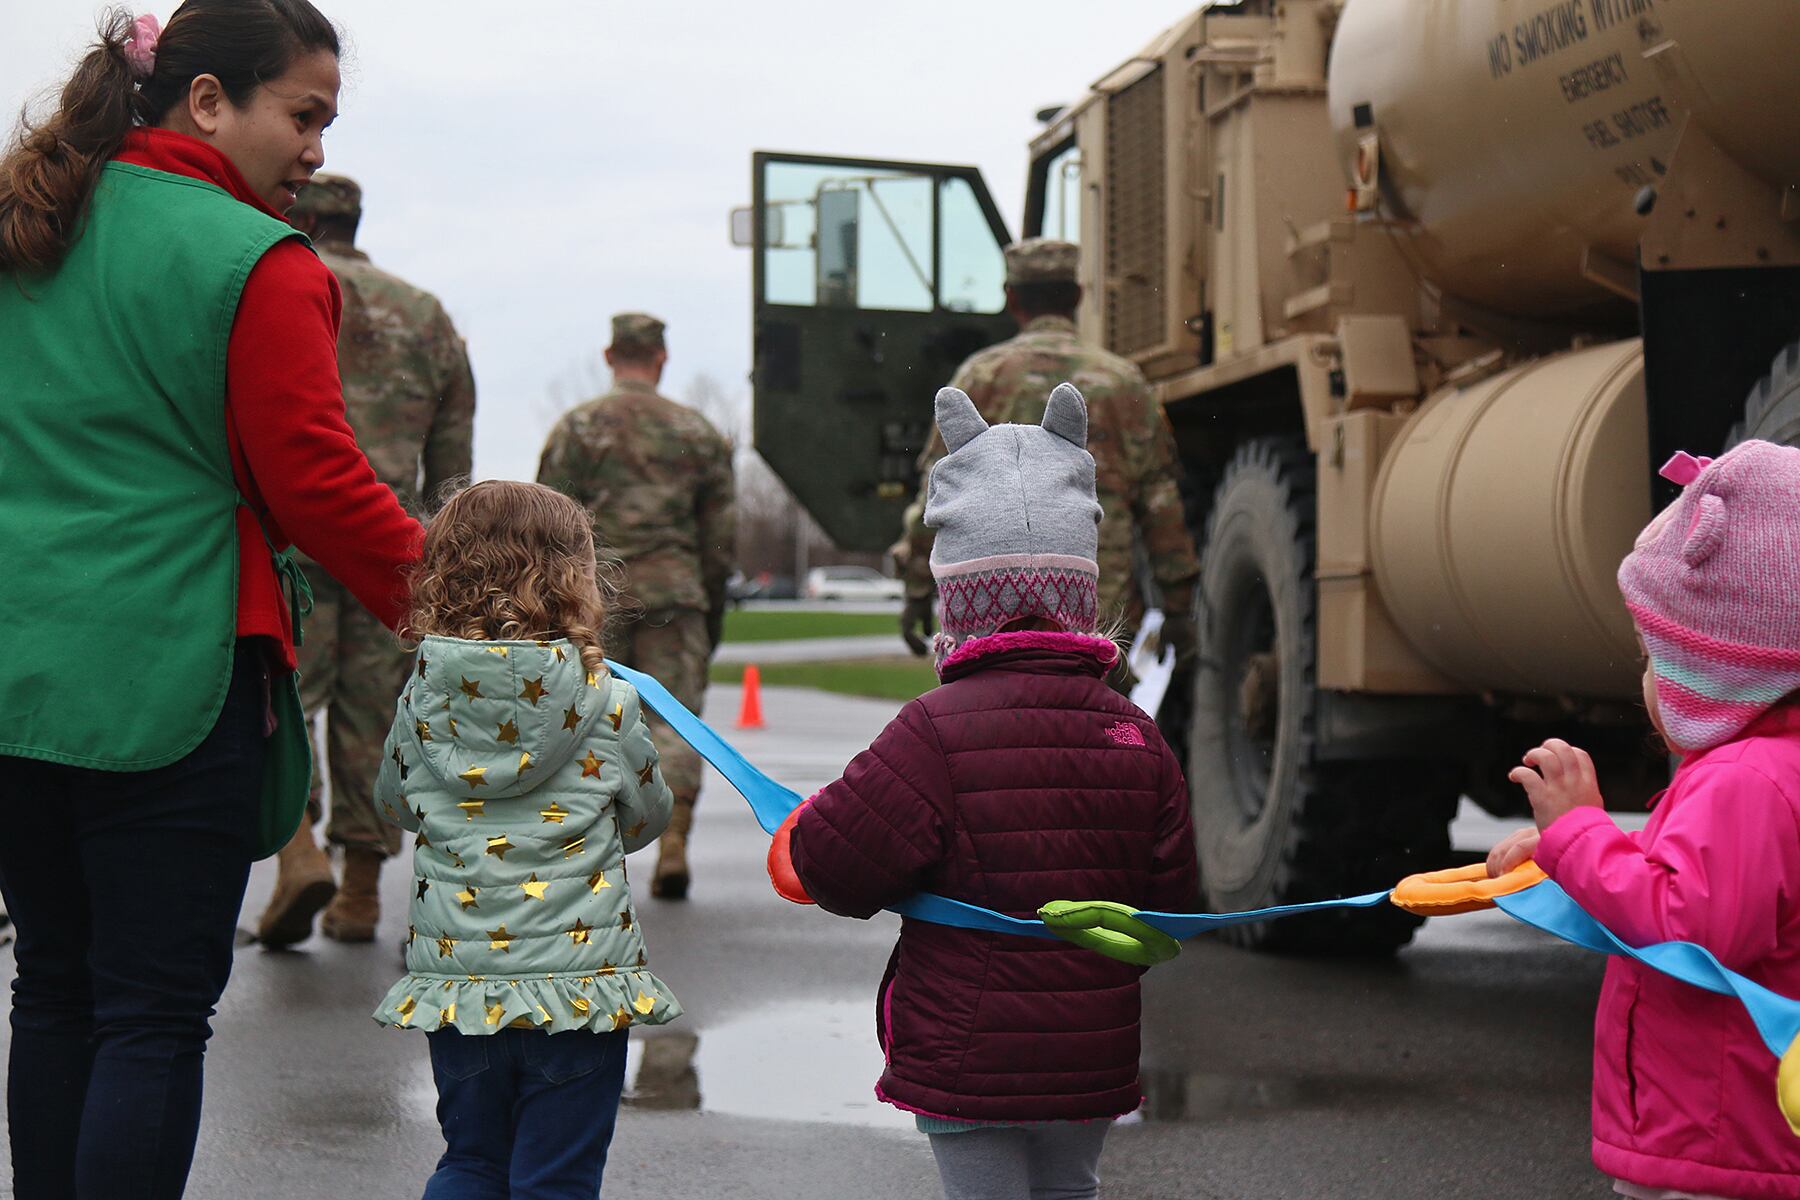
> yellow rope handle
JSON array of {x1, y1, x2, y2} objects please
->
[{"x1": 1780, "y1": 1038, "x2": 1800, "y2": 1137}]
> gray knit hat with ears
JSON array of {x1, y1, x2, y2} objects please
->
[{"x1": 926, "y1": 382, "x2": 1103, "y2": 649}]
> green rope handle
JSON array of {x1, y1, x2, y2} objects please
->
[{"x1": 1038, "y1": 900, "x2": 1182, "y2": 967}]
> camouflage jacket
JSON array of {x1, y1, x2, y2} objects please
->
[
  {"x1": 315, "y1": 242, "x2": 476, "y2": 514},
  {"x1": 899, "y1": 316, "x2": 1199, "y2": 628},
  {"x1": 537, "y1": 380, "x2": 736, "y2": 617}
]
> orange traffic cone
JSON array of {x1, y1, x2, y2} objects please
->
[{"x1": 736, "y1": 664, "x2": 766, "y2": 730}]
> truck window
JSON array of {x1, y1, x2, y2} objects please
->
[
  {"x1": 1023, "y1": 136, "x2": 1081, "y2": 243},
  {"x1": 760, "y1": 161, "x2": 935, "y2": 313},
  {"x1": 938, "y1": 177, "x2": 1007, "y2": 314},
  {"x1": 1042, "y1": 142, "x2": 1081, "y2": 242}
]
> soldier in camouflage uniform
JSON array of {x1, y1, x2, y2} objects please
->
[
  {"x1": 257, "y1": 174, "x2": 477, "y2": 948},
  {"x1": 896, "y1": 239, "x2": 1200, "y2": 678},
  {"x1": 537, "y1": 314, "x2": 735, "y2": 900}
]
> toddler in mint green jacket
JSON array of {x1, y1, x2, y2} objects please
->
[{"x1": 372, "y1": 480, "x2": 680, "y2": 1198}]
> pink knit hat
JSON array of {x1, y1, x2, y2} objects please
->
[{"x1": 1619, "y1": 439, "x2": 1800, "y2": 751}]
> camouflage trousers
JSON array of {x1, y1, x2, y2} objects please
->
[
  {"x1": 604, "y1": 608, "x2": 710, "y2": 804},
  {"x1": 299, "y1": 567, "x2": 410, "y2": 857}
]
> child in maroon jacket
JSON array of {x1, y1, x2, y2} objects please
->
[{"x1": 787, "y1": 385, "x2": 1200, "y2": 1200}]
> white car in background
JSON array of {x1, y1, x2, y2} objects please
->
[{"x1": 803, "y1": 565, "x2": 905, "y2": 602}]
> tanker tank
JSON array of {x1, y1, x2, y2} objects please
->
[{"x1": 1325, "y1": 0, "x2": 1800, "y2": 318}]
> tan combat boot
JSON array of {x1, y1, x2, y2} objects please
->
[
  {"x1": 650, "y1": 799, "x2": 694, "y2": 900},
  {"x1": 321, "y1": 847, "x2": 383, "y2": 942},
  {"x1": 257, "y1": 812, "x2": 337, "y2": 948}
]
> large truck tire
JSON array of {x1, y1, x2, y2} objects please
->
[
  {"x1": 1187, "y1": 438, "x2": 1452, "y2": 954},
  {"x1": 1728, "y1": 339, "x2": 1800, "y2": 448}
]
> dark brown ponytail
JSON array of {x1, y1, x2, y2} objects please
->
[{"x1": 0, "y1": 0, "x2": 338, "y2": 274}]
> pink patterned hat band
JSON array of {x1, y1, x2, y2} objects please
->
[
  {"x1": 1631, "y1": 603, "x2": 1800, "y2": 751},
  {"x1": 934, "y1": 555, "x2": 1099, "y2": 645}
]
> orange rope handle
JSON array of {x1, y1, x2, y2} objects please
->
[{"x1": 1390, "y1": 860, "x2": 1548, "y2": 916}]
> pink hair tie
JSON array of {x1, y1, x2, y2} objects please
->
[
  {"x1": 1659, "y1": 451, "x2": 1714, "y2": 487},
  {"x1": 124, "y1": 14, "x2": 161, "y2": 80}
]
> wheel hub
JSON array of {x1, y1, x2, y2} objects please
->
[
  {"x1": 1238, "y1": 651, "x2": 1280, "y2": 743},
  {"x1": 1221, "y1": 570, "x2": 1279, "y2": 825}
]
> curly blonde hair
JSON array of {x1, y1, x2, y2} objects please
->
[{"x1": 406, "y1": 481, "x2": 617, "y2": 674}]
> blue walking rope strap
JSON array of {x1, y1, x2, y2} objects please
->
[
  {"x1": 610, "y1": 660, "x2": 1800, "y2": 1128},
  {"x1": 885, "y1": 889, "x2": 1393, "y2": 939},
  {"x1": 610, "y1": 662, "x2": 1389, "y2": 941},
  {"x1": 1496, "y1": 882, "x2": 1800, "y2": 1062},
  {"x1": 1495, "y1": 882, "x2": 1800, "y2": 1132},
  {"x1": 609, "y1": 663, "x2": 797, "y2": 836}
]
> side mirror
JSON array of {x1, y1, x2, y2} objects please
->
[
  {"x1": 729, "y1": 205, "x2": 754, "y2": 248},
  {"x1": 732, "y1": 203, "x2": 796, "y2": 250}
]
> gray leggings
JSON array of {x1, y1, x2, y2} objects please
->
[{"x1": 927, "y1": 1120, "x2": 1112, "y2": 1200}]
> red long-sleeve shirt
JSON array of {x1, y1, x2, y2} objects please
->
[{"x1": 115, "y1": 129, "x2": 424, "y2": 669}]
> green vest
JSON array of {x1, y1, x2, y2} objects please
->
[{"x1": 0, "y1": 161, "x2": 311, "y2": 856}]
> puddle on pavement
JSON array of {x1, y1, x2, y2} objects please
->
[
  {"x1": 626, "y1": 998, "x2": 913, "y2": 1131},
  {"x1": 627, "y1": 1004, "x2": 1389, "y2": 1130},
  {"x1": 400, "y1": 1001, "x2": 906, "y2": 1131},
  {"x1": 409, "y1": 999, "x2": 1371, "y2": 1131}
]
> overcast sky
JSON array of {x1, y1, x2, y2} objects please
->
[{"x1": 4, "y1": 1, "x2": 1187, "y2": 482}]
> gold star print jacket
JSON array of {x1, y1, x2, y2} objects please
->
[{"x1": 371, "y1": 636, "x2": 681, "y2": 1035}]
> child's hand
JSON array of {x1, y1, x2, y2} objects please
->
[
  {"x1": 1508, "y1": 738, "x2": 1604, "y2": 831},
  {"x1": 1485, "y1": 827, "x2": 1541, "y2": 877}
]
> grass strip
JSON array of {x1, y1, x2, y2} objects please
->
[
  {"x1": 709, "y1": 657, "x2": 938, "y2": 703},
  {"x1": 721, "y1": 609, "x2": 900, "y2": 643}
]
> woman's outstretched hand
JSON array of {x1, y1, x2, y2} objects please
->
[
  {"x1": 1486, "y1": 827, "x2": 1541, "y2": 878},
  {"x1": 1508, "y1": 738, "x2": 1604, "y2": 832}
]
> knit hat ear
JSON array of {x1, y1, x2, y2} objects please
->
[
  {"x1": 935, "y1": 387, "x2": 988, "y2": 453},
  {"x1": 1682, "y1": 494, "x2": 1729, "y2": 567},
  {"x1": 1042, "y1": 382, "x2": 1087, "y2": 448}
]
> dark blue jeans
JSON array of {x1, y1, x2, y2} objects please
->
[
  {"x1": 424, "y1": 1028, "x2": 629, "y2": 1200},
  {"x1": 0, "y1": 642, "x2": 266, "y2": 1200}
]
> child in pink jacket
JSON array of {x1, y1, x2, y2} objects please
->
[{"x1": 1488, "y1": 440, "x2": 1800, "y2": 1200}]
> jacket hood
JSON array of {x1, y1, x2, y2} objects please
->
[{"x1": 400, "y1": 637, "x2": 606, "y2": 799}]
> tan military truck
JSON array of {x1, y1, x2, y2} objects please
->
[{"x1": 744, "y1": 0, "x2": 1800, "y2": 951}]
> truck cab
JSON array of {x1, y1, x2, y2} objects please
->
[{"x1": 747, "y1": 154, "x2": 1015, "y2": 553}]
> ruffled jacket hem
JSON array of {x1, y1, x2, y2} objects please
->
[{"x1": 371, "y1": 968, "x2": 681, "y2": 1035}]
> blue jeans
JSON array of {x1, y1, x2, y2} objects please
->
[
  {"x1": 424, "y1": 1028, "x2": 629, "y2": 1200},
  {"x1": 0, "y1": 642, "x2": 267, "y2": 1200}
]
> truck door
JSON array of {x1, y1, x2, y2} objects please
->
[{"x1": 750, "y1": 152, "x2": 1015, "y2": 553}]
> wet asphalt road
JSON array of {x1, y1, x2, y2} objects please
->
[{"x1": 0, "y1": 682, "x2": 1622, "y2": 1200}]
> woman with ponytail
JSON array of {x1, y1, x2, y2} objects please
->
[{"x1": 0, "y1": 4, "x2": 424, "y2": 1195}]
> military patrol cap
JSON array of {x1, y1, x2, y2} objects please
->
[
  {"x1": 610, "y1": 312, "x2": 667, "y2": 355},
  {"x1": 290, "y1": 173, "x2": 362, "y2": 220},
  {"x1": 1004, "y1": 238, "x2": 1078, "y2": 286}
]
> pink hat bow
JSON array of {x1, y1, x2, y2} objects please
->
[{"x1": 1659, "y1": 450, "x2": 1714, "y2": 487}]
